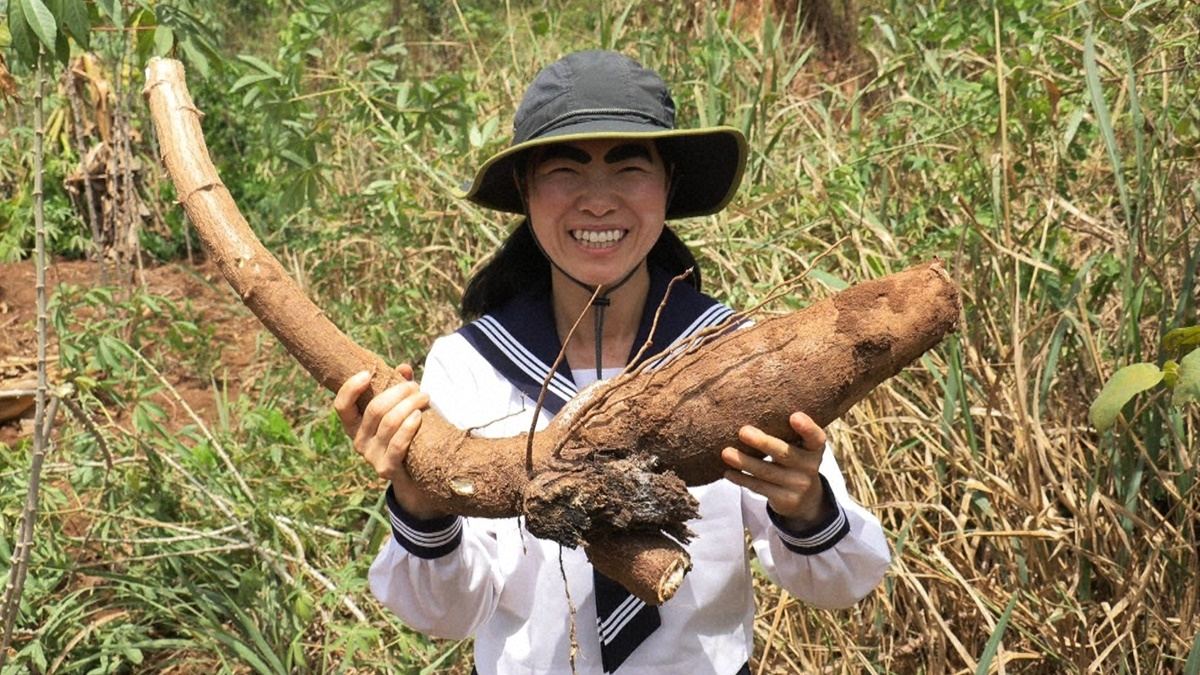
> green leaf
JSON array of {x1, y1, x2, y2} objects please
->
[
  {"x1": 278, "y1": 148, "x2": 311, "y2": 168},
  {"x1": 52, "y1": 18, "x2": 68, "y2": 65},
  {"x1": 19, "y1": 0, "x2": 57, "y2": 52},
  {"x1": 1083, "y1": 29, "x2": 1132, "y2": 227},
  {"x1": 206, "y1": 629, "x2": 278, "y2": 675},
  {"x1": 976, "y1": 593, "x2": 1019, "y2": 675},
  {"x1": 229, "y1": 71, "x2": 277, "y2": 94},
  {"x1": 236, "y1": 54, "x2": 285, "y2": 79},
  {"x1": 135, "y1": 22, "x2": 155, "y2": 62},
  {"x1": 94, "y1": 0, "x2": 122, "y2": 26},
  {"x1": 1164, "y1": 326, "x2": 1200, "y2": 358},
  {"x1": 809, "y1": 268, "x2": 849, "y2": 291},
  {"x1": 24, "y1": 640, "x2": 48, "y2": 672},
  {"x1": 1172, "y1": 348, "x2": 1200, "y2": 406},
  {"x1": 1089, "y1": 362, "x2": 1163, "y2": 431},
  {"x1": 60, "y1": 0, "x2": 89, "y2": 49},
  {"x1": 153, "y1": 25, "x2": 173, "y2": 56},
  {"x1": 179, "y1": 38, "x2": 211, "y2": 77},
  {"x1": 7, "y1": 0, "x2": 38, "y2": 65},
  {"x1": 123, "y1": 646, "x2": 144, "y2": 664},
  {"x1": 131, "y1": 6, "x2": 156, "y2": 62},
  {"x1": 45, "y1": 0, "x2": 84, "y2": 52},
  {"x1": 872, "y1": 15, "x2": 897, "y2": 50},
  {"x1": 293, "y1": 591, "x2": 315, "y2": 624},
  {"x1": 1185, "y1": 629, "x2": 1200, "y2": 675},
  {"x1": 129, "y1": 4, "x2": 154, "y2": 28},
  {"x1": 1163, "y1": 359, "x2": 1179, "y2": 388}
]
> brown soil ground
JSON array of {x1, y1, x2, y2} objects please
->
[{"x1": 0, "y1": 257, "x2": 266, "y2": 446}]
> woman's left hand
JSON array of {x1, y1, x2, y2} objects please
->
[{"x1": 721, "y1": 411, "x2": 833, "y2": 530}]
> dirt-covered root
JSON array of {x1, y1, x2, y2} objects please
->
[
  {"x1": 585, "y1": 532, "x2": 692, "y2": 605},
  {"x1": 522, "y1": 454, "x2": 698, "y2": 547},
  {"x1": 562, "y1": 261, "x2": 961, "y2": 486},
  {"x1": 142, "y1": 59, "x2": 408, "y2": 401},
  {"x1": 146, "y1": 57, "x2": 961, "y2": 607},
  {"x1": 402, "y1": 255, "x2": 958, "y2": 601}
]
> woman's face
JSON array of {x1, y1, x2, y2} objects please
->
[{"x1": 525, "y1": 137, "x2": 669, "y2": 288}]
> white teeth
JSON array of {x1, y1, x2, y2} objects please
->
[{"x1": 572, "y1": 229, "x2": 624, "y2": 247}]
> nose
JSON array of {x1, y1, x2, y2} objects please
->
[{"x1": 575, "y1": 175, "x2": 618, "y2": 217}]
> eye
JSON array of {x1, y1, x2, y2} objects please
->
[{"x1": 539, "y1": 163, "x2": 577, "y2": 176}]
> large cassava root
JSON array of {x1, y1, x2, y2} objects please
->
[{"x1": 144, "y1": 58, "x2": 961, "y2": 605}]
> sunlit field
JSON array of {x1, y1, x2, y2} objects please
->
[{"x1": 1, "y1": 1, "x2": 1198, "y2": 672}]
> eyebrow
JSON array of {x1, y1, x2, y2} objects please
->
[
  {"x1": 535, "y1": 143, "x2": 654, "y2": 166},
  {"x1": 603, "y1": 143, "x2": 653, "y2": 164},
  {"x1": 537, "y1": 144, "x2": 592, "y2": 165}
]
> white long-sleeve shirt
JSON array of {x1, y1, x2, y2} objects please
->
[{"x1": 368, "y1": 331, "x2": 891, "y2": 674}]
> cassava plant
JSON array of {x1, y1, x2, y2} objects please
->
[
  {"x1": 1090, "y1": 326, "x2": 1200, "y2": 432},
  {"x1": 0, "y1": 1, "x2": 90, "y2": 664},
  {"x1": 143, "y1": 57, "x2": 960, "y2": 604}
]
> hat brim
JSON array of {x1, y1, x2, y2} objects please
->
[{"x1": 457, "y1": 123, "x2": 748, "y2": 220}]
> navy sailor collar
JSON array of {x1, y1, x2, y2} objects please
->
[{"x1": 457, "y1": 266, "x2": 735, "y2": 416}]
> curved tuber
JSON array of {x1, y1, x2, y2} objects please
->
[{"x1": 144, "y1": 58, "x2": 960, "y2": 605}]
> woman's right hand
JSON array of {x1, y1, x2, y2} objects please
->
[{"x1": 334, "y1": 367, "x2": 446, "y2": 520}]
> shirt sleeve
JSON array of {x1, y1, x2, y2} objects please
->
[
  {"x1": 742, "y1": 443, "x2": 891, "y2": 609},
  {"x1": 366, "y1": 335, "x2": 510, "y2": 639}
]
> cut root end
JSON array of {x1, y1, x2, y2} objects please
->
[{"x1": 450, "y1": 479, "x2": 476, "y2": 496}]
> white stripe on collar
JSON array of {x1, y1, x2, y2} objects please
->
[{"x1": 475, "y1": 315, "x2": 578, "y2": 402}]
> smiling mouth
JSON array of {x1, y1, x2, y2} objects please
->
[{"x1": 571, "y1": 229, "x2": 627, "y2": 249}]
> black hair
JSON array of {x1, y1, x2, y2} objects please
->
[{"x1": 459, "y1": 219, "x2": 702, "y2": 321}]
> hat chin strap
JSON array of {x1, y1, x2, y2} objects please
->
[{"x1": 529, "y1": 230, "x2": 640, "y2": 381}]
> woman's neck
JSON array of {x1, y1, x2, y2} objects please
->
[{"x1": 550, "y1": 263, "x2": 650, "y2": 370}]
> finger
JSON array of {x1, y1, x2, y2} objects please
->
[
  {"x1": 397, "y1": 363, "x2": 415, "y2": 381},
  {"x1": 723, "y1": 468, "x2": 816, "y2": 514},
  {"x1": 722, "y1": 447, "x2": 818, "y2": 488},
  {"x1": 724, "y1": 464, "x2": 825, "y2": 518},
  {"x1": 789, "y1": 412, "x2": 827, "y2": 452},
  {"x1": 738, "y1": 425, "x2": 797, "y2": 464},
  {"x1": 375, "y1": 391, "x2": 430, "y2": 447},
  {"x1": 387, "y1": 409, "x2": 424, "y2": 458},
  {"x1": 334, "y1": 371, "x2": 372, "y2": 434},
  {"x1": 357, "y1": 382, "x2": 420, "y2": 449},
  {"x1": 364, "y1": 409, "x2": 423, "y2": 481},
  {"x1": 366, "y1": 407, "x2": 426, "y2": 482}
]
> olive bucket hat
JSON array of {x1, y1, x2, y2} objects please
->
[{"x1": 457, "y1": 50, "x2": 748, "y2": 220}]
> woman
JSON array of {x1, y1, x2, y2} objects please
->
[{"x1": 335, "y1": 50, "x2": 890, "y2": 675}]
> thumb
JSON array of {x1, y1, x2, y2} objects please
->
[{"x1": 334, "y1": 370, "x2": 371, "y2": 433}]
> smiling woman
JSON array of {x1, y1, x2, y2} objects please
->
[{"x1": 333, "y1": 50, "x2": 891, "y2": 675}]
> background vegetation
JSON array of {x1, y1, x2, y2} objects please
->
[{"x1": 1, "y1": 0, "x2": 1198, "y2": 672}]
